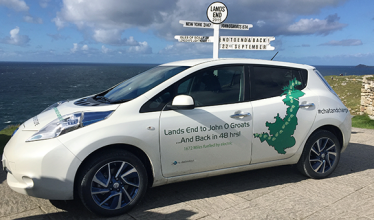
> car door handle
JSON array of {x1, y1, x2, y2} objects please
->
[
  {"x1": 300, "y1": 103, "x2": 315, "y2": 108},
  {"x1": 230, "y1": 112, "x2": 251, "y2": 119}
]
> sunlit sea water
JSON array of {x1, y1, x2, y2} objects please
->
[
  {"x1": 0, "y1": 62, "x2": 373, "y2": 129},
  {"x1": 0, "y1": 62, "x2": 157, "y2": 129}
]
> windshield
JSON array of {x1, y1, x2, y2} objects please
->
[{"x1": 102, "y1": 66, "x2": 189, "y2": 103}]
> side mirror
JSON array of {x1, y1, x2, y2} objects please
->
[{"x1": 168, "y1": 95, "x2": 195, "y2": 110}]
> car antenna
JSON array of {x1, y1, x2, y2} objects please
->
[{"x1": 271, "y1": 51, "x2": 279, "y2": 61}]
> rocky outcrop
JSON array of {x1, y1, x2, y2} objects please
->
[{"x1": 361, "y1": 75, "x2": 374, "y2": 119}]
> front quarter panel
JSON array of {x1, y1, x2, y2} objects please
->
[{"x1": 57, "y1": 96, "x2": 165, "y2": 186}]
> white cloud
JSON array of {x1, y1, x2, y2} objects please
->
[
  {"x1": 82, "y1": 45, "x2": 88, "y2": 50},
  {"x1": 52, "y1": 0, "x2": 348, "y2": 46},
  {"x1": 101, "y1": 45, "x2": 109, "y2": 54},
  {"x1": 320, "y1": 39, "x2": 363, "y2": 46},
  {"x1": 0, "y1": 26, "x2": 30, "y2": 46},
  {"x1": 47, "y1": 33, "x2": 68, "y2": 41},
  {"x1": 24, "y1": 15, "x2": 43, "y2": 24},
  {"x1": 287, "y1": 14, "x2": 347, "y2": 35},
  {"x1": 70, "y1": 43, "x2": 92, "y2": 53},
  {"x1": 52, "y1": 16, "x2": 66, "y2": 30},
  {"x1": 159, "y1": 43, "x2": 211, "y2": 56},
  {"x1": 93, "y1": 29, "x2": 139, "y2": 46},
  {"x1": 39, "y1": 0, "x2": 49, "y2": 8},
  {"x1": 256, "y1": 20, "x2": 266, "y2": 27},
  {"x1": 71, "y1": 43, "x2": 78, "y2": 53},
  {"x1": 53, "y1": 0, "x2": 177, "y2": 44},
  {"x1": 0, "y1": 0, "x2": 29, "y2": 11},
  {"x1": 128, "y1": 42, "x2": 152, "y2": 54}
]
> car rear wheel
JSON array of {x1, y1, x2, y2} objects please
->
[
  {"x1": 77, "y1": 150, "x2": 148, "y2": 216},
  {"x1": 297, "y1": 130, "x2": 341, "y2": 179}
]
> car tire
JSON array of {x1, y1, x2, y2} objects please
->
[
  {"x1": 77, "y1": 150, "x2": 148, "y2": 216},
  {"x1": 297, "y1": 130, "x2": 341, "y2": 179}
]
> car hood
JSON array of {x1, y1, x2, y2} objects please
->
[{"x1": 21, "y1": 99, "x2": 119, "y2": 131}]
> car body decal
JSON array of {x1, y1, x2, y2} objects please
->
[{"x1": 254, "y1": 78, "x2": 305, "y2": 154}]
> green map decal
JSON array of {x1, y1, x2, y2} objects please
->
[{"x1": 254, "y1": 78, "x2": 305, "y2": 154}]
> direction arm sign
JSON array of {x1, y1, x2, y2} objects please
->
[
  {"x1": 179, "y1": 20, "x2": 213, "y2": 29},
  {"x1": 175, "y1": 35, "x2": 214, "y2": 43},
  {"x1": 220, "y1": 23, "x2": 253, "y2": 30},
  {"x1": 220, "y1": 36, "x2": 275, "y2": 43},
  {"x1": 220, "y1": 43, "x2": 274, "y2": 50},
  {"x1": 220, "y1": 36, "x2": 275, "y2": 50}
]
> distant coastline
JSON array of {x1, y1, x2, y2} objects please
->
[{"x1": 356, "y1": 64, "x2": 374, "y2": 68}]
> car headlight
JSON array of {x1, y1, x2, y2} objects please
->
[
  {"x1": 26, "y1": 111, "x2": 113, "y2": 142},
  {"x1": 12, "y1": 128, "x2": 19, "y2": 137}
]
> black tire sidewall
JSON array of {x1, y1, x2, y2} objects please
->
[
  {"x1": 298, "y1": 130, "x2": 341, "y2": 179},
  {"x1": 78, "y1": 150, "x2": 148, "y2": 217}
]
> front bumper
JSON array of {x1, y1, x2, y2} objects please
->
[{"x1": 2, "y1": 129, "x2": 81, "y2": 200}]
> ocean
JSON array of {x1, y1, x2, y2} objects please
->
[{"x1": 0, "y1": 62, "x2": 373, "y2": 129}]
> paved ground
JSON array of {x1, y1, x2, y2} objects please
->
[{"x1": 1, "y1": 127, "x2": 374, "y2": 220}]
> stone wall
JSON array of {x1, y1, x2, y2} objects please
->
[{"x1": 361, "y1": 75, "x2": 374, "y2": 119}]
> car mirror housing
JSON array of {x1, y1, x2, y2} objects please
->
[{"x1": 168, "y1": 95, "x2": 195, "y2": 110}]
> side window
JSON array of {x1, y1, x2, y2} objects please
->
[
  {"x1": 250, "y1": 66, "x2": 307, "y2": 101},
  {"x1": 140, "y1": 65, "x2": 245, "y2": 113},
  {"x1": 177, "y1": 65, "x2": 245, "y2": 107}
]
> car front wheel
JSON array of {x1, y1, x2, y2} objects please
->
[
  {"x1": 77, "y1": 150, "x2": 148, "y2": 216},
  {"x1": 297, "y1": 130, "x2": 341, "y2": 179}
]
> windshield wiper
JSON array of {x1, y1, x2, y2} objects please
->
[
  {"x1": 95, "y1": 95, "x2": 112, "y2": 103},
  {"x1": 109, "y1": 99, "x2": 131, "y2": 104}
]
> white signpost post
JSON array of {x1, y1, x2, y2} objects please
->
[{"x1": 175, "y1": 2, "x2": 275, "y2": 59}]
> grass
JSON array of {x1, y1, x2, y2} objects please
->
[
  {"x1": 351, "y1": 114, "x2": 374, "y2": 129},
  {"x1": 0, "y1": 125, "x2": 18, "y2": 155},
  {"x1": 324, "y1": 75, "x2": 362, "y2": 115},
  {"x1": 324, "y1": 75, "x2": 374, "y2": 129}
]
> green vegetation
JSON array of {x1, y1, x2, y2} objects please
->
[
  {"x1": 324, "y1": 75, "x2": 374, "y2": 129},
  {"x1": 324, "y1": 75, "x2": 362, "y2": 115},
  {"x1": 0, "y1": 125, "x2": 18, "y2": 155},
  {"x1": 351, "y1": 114, "x2": 374, "y2": 129}
]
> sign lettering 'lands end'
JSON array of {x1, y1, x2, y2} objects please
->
[{"x1": 206, "y1": 2, "x2": 228, "y2": 24}]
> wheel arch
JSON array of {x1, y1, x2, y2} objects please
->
[
  {"x1": 73, "y1": 143, "x2": 154, "y2": 199},
  {"x1": 310, "y1": 125, "x2": 343, "y2": 149}
]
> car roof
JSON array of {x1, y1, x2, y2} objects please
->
[{"x1": 161, "y1": 58, "x2": 315, "y2": 70}]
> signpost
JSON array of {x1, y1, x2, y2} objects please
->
[{"x1": 175, "y1": 2, "x2": 275, "y2": 58}]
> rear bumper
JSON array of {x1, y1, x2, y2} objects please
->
[{"x1": 340, "y1": 113, "x2": 352, "y2": 152}]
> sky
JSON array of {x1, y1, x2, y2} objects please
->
[{"x1": 0, "y1": 0, "x2": 373, "y2": 66}]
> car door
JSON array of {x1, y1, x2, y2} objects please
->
[
  {"x1": 250, "y1": 65, "x2": 318, "y2": 164},
  {"x1": 158, "y1": 65, "x2": 253, "y2": 178}
]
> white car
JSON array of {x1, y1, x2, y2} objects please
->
[{"x1": 2, "y1": 58, "x2": 351, "y2": 216}]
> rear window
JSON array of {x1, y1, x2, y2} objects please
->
[
  {"x1": 314, "y1": 69, "x2": 339, "y2": 98},
  {"x1": 250, "y1": 65, "x2": 308, "y2": 101}
]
